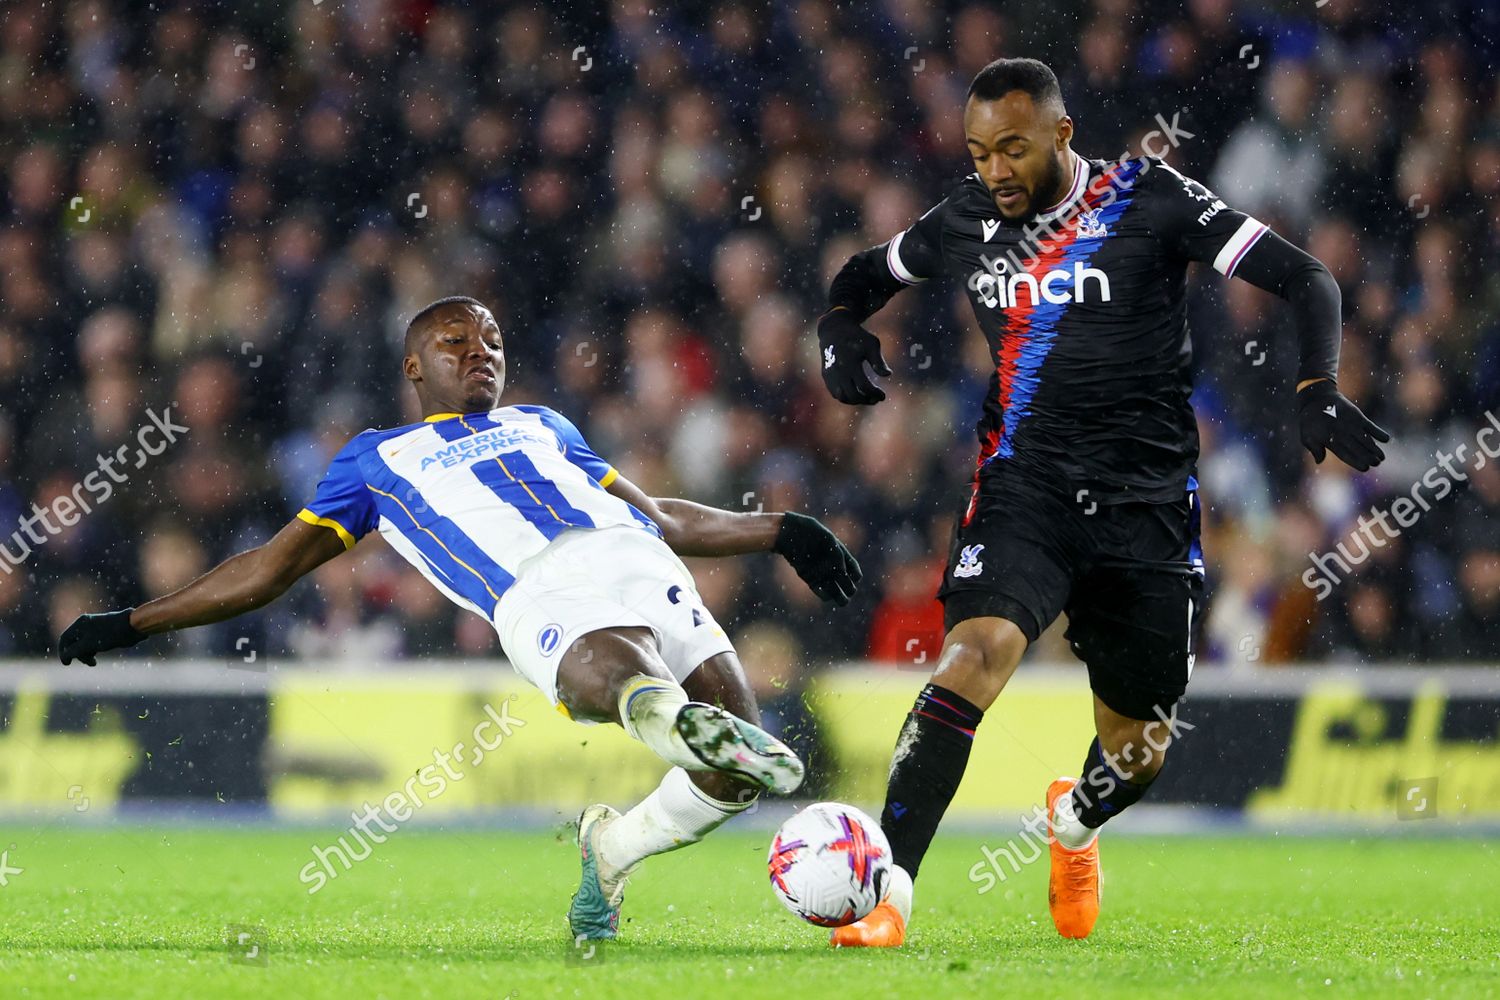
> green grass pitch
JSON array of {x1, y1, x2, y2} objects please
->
[{"x1": 0, "y1": 826, "x2": 1495, "y2": 998}]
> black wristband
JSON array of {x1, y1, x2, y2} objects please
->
[
  {"x1": 101, "y1": 608, "x2": 148, "y2": 646},
  {"x1": 1296, "y1": 379, "x2": 1339, "y2": 407},
  {"x1": 773, "y1": 512, "x2": 816, "y2": 555}
]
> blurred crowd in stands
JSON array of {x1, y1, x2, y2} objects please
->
[{"x1": 2, "y1": 0, "x2": 1498, "y2": 685}]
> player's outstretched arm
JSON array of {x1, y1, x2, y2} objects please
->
[
  {"x1": 57, "y1": 518, "x2": 349, "y2": 665},
  {"x1": 605, "y1": 475, "x2": 862, "y2": 607},
  {"x1": 1234, "y1": 238, "x2": 1391, "y2": 471},
  {"x1": 1149, "y1": 161, "x2": 1391, "y2": 471}
]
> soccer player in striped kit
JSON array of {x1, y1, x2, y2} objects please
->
[
  {"x1": 60, "y1": 296, "x2": 862, "y2": 942},
  {"x1": 816, "y1": 58, "x2": 1389, "y2": 945}
]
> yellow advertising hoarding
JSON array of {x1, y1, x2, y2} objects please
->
[{"x1": 2, "y1": 665, "x2": 1498, "y2": 822}]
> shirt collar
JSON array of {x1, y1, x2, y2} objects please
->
[{"x1": 1031, "y1": 154, "x2": 1090, "y2": 225}]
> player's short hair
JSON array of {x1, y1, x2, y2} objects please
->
[
  {"x1": 967, "y1": 57, "x2": 1066, "y2": 116},
  {"x1": 403, "y1": 295, "x2": 490, "y2": 354}
]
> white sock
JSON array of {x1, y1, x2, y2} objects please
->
[
  {"x1": 597, "y1": 766, "x2": 753, "y2": 872},
  {"x1": 885, "y1": 864, "x2": 915, "y2": 923},
  {"x1": 617, "y1": 675, "x2": 703, "y2": 771},
  {"x1": 1051, "y1": 788, "x2": 1099, "y2": 851}
]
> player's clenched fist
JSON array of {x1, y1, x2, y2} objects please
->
[
  {"x1": 817, "y1": 308, "x2": 892, "y2": 405},
  {"x1": 773, "y1": 512, "x2": 862, "y2": 607},
  {"x1": 59, "y1": 608, "x2": 146, "y2": 666},
  {"x1": 1296, "y1": 380, "x2": 1391, "y2": 472}
]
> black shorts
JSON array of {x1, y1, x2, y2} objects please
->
[{"x1": 937, "y1": 465, "x2": 1205, "y2": 721}]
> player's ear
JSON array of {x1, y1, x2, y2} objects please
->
[
  {"x1": 403, "y1": 352, "x2": 421, "y2": 384},
  {"x1": 1055, "y1": 114, "x2": 1073, "y2": 150}
]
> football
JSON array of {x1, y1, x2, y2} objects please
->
[{"x1": 767, "y1": 802, "x2": 892, "y2": 927}]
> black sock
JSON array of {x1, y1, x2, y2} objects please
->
[
  {"x1": 1070, "y1": 737, "x2": 1158, "y2": 829},
  {"x1": 880, "y1": 684, "x2": 984, "y2": 878}
]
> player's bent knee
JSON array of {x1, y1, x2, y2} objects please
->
[
  {"x1": 555, "y1": 626, "x2": 672, "y2": 723},
  {"x1": 932, "y1": 617, "x2": 1028, "y2": 708}
]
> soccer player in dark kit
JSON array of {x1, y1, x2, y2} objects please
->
[{"x1": 815, "y1": 58, "x2": 1389, "y2": 945}]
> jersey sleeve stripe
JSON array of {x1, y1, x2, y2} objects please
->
[
  {"x1": 886, "y1": 231, "x2": 924, "y2": 284},
  {"x1": 1213, "y1": 217, "x2": 1269, "y2": 277},
  {"x1": 598, "y1": 467, "x2": 619, "y2": 487},
  {"x1": 297, "y1": 508, "x2": 358, "y2": 549}
]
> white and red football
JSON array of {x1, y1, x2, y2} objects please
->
[{"x1": 767, "y1": 802, "x2": 891, "y2": 927}]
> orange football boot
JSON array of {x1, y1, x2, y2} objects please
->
[
  {"x1": 829, "y1": 898, "x2": 906, "y2": 948},
  {"x1": 830, "y1": 865, "x2": 912, "y2": 948},
  {"x1": 1046, "y1": 777, "x2": 1101, "y2": 939}
]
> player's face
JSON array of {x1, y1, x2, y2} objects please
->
[
  {"x1": 964, "y1": 92, "x2": 1073, "y2": 222},
  {"x1": 409, "y1": 304, "x2": 506, "y2": 412}
]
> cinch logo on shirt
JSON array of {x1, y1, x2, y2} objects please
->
[{"x1": 969, "y1": 261, "x2": 1112, "y2": 310}]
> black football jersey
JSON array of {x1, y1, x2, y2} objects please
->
[{"x1": 885, "y1": 154, "x2": 1271, "y2": 509}]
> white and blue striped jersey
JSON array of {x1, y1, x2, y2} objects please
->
[{"x1": 297, "y1": 405, "x2": 661, "y2": 619}]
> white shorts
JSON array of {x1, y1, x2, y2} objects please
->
[{"x1": 493, "y1": 525, "x2": 735, "y2": 708}]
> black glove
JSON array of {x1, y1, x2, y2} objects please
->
[
  {"x1": 1297, "y1": 380, "x2": 1391, "y2": 472},
  {"x1": 59, "y1": 608, "x2": 146, "y2": 666},
  {"x1": 818, "y1": 308, "x2": 892, "y2": 405},
  {"x1": 773, "y1": 512, "x2": 862, "y2": 607}
]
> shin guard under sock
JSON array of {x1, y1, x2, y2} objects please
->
[{"x1": 879, "y1": 684, "x2": 984, "y2": 878}]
